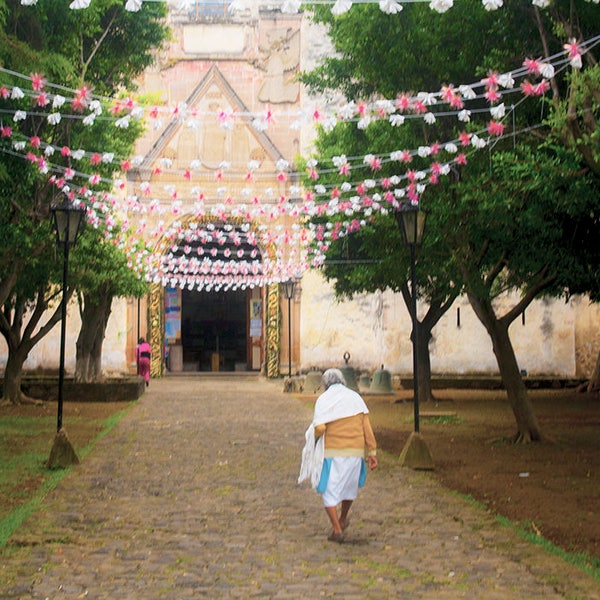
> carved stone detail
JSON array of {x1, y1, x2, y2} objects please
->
[
  {"x1": 257, "y1": 28, "x2": 300, "y2": 104},
  {"x1": 149, "y1": 284, "x2": 164, "y2": 378},
  {"x1": 265, "y1": 283, "x2": 281, "y2": 378}
]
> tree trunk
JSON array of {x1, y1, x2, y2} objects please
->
[
  {"x1": 467, "y1": 292, "x2": 542, "y2": 442},
  {"x1": 401, "y1": 282, "x2": 458, "y2": 403},
  {"x1": 75, "y1": 290, "x2": 113, "y2": 382},
  {"x1": 0, "y1": 289, "x2": 63, "y2": 405},
  {"x1": 91, "y1": 334, "x2": 103, "y2": 380},
  {"x1": 74, "y1": 317, "x2": 97, "y2": 383},
  {"x1": 415, "y1": 325, "x2": 434, "y2": 403},
  {"x1": 588, "y1": 348, "x2": 600, "y2": 393},
  {"x1": 1, "y1": 348, "x2": 28, "y2": 404},
  {"x1": 90, "y1": 296, "x2": 112, "y2": 380}
]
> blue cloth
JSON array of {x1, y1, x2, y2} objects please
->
[
  {"x1": 316, "y1": 458, "x2": 332, "y2": 493},
  {"x1": 316, "y1": 457, "x2": 366, "y2": 494},
  {"x1": 358, "y1": 458, "x2": 367, "y2": 487}
]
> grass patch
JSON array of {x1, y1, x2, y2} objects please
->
[
  {"x1": 453, "y1": 490, "x2": 600, "y2": 581},
  {"x1": 0, "y1": 402, "x2": 135, "y2": 548},
  {"x1": 0, "y1": 468, "x2": 69, "y2": 548},
  {"x1": 420, "y1": 414, "x2": 463, "y2": 425},
  {"x1": 402, "y1": 414, "x2": 463, "y2": 425},
  {"x1": 0, "y1": 417, "x2": 57, "y2": 512},
  {"x1": 495, "y1": 515, "x2": 600, "y2": 581}
]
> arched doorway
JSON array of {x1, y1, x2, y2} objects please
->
[{"x1": 149, "y1": 219, "x2": 277, "y2": 374}]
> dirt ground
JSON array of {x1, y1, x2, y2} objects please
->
[
  {"x1": 1, "y1": 388, "x2": 598, "y2": 563},
  {"x1": 369, "y1": 388, "x2": 599, "y2": 560},
  {"x1": 0, "y1": 401, "x2": 131, "y2": 523}
]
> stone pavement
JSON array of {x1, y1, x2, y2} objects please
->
[{"x1": 1, "y1": 376, "x2": 598, "y2": 599}]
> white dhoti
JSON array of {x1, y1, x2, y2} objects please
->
[{"x1": 321, "y1": 456, "x2": 363, "y2": 507}]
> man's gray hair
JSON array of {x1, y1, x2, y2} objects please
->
[{"x1": 322, "y1": 368, "x2": 346, "y2": 389}]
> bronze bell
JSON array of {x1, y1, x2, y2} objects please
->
[
  {"x1": 340, "y1": 351, "x2": 359, "y2": 391},
  {"x1": 369, "y1": 365, "x2": 394, "y2": 394},
  {"x1": 303, "y1": 370, "x2": 323, "y2": 394},
  {"x1": 359, "y1": 372, "x2": 371, "y2": 390}
]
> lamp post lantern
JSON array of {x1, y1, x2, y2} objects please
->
[
  {"x1": 396, "y1": 204, "x2": 434, "y2": 470},
  {"x1": 281, "y1": 278, "x2": 298, "y2": 378},
  {"x1": 47, "y1": 198, "x2": 85, "y2": 468}
]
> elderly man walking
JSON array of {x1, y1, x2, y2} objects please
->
[{"x1": 299, "y1": 368, "x2": 378, "y2": 543}]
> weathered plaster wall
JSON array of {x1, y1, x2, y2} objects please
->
[
  {"x1": 1, "y1": 277, "x2": 593, "y2": 380},
  {"x1": 0, "y1": 299, "x2": 130, "y2": 377},
  {"x1": 299, "y1": 270, "x2": 582, "y2": 377},
  {"x1": 573, "y1": 296, "x2": 600, "y2": 378}
]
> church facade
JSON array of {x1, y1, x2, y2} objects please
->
[{"x1": 121, "y1": 3, "x2": 599, "y2": 381}]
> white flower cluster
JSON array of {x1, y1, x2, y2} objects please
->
[{"x1": 20, "y1": 0, "x2": 561, "y2": 14}]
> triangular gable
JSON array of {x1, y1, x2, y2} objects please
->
[{"x1": 137, "y1": 65, "x2": 284, "y2": 179}]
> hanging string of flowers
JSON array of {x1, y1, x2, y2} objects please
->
[
  {"x1": 19, "y1": 0, "x2": 598, "y2": 17},
  {"x1": 0, "y1": 93, "x2": 555, "y2": 208},
  {"x1": 2, "y1": 33, "x2": 594, "y2": 146},
  {"x1": 0, "y1": 90, "x2": 557, "y2": 283},
  {"x1": 1, "y1": 30, "x2": 595, "y2": 289},
  {"x1": 0, "y1": 117, "x2": 484, "y2": 220}
]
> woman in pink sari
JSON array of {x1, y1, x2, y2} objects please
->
[{"x1": 136, "y1": 337, "x2": 152, "y2": 387}]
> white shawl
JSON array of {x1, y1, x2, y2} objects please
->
[
  {"x1": 298, "y1": 384, "x2": 369, "y2": 488},
  {"x1": 297, "y1": 424, "x2": 324, "y2": 488}
]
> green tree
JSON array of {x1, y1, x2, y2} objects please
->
[
  {"x1": 301, "y1": 0, "x2": 540, "y2": 406},
  {"x1": 301, "y1": 119, "x2": 460, "y2": 402},
  {"x1": 443, "y1": 143, "x2": 599, "y2": 441},
  {"x1": 0, "y1": 0, "x2": 168, "y2": 402},
  {"x1": 0, "y1": 225, "x2": 66, "y2": 404},
  {"x1": 71, "y1": 228, "x2": 149, "y2": 383},
  {"x1": 548, "y1": 63, "x2": 600, "y2": 391},
  {"x1": 301, "y1": 0, "x2": 600, "y2": 439}
]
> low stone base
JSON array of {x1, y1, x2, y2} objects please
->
[
  {"x1": 399, "y1": 432, "x2": 435, "y2": 470},
  {"x1": 10, "y1": 377, "x2": 146, "y2": 402},
  {"x1": 47, "y1": 429, "x2": 80, "y2": 469}
]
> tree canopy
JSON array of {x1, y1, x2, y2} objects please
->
[
  {"x1": 300, "y1": 0, "x2": 600, "y2": 438},
  {"x1": 0, "y1": 0, "x2": 168, "y2": 401}
]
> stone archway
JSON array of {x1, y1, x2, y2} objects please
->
[{"x1": 147, "y1": 217, "x2": 282, "y2": 378}]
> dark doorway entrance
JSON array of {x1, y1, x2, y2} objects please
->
[{"x1": 181, "y1": 289, "x2": 247, "y2": 371}]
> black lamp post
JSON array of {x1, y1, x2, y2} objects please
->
[
  {"x1": 396, "y1": 204, "x2": 434, "y2": 470},
  {"x1": 47, "y1": 198, "x2": 85, "y2": 468},
  {"x1": 281, "y1": 278, "x2": 297, "y2": 378}
]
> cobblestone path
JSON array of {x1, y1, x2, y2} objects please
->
[{"x1": 1, "y1": 376, "x2": 597, "y2": 599}]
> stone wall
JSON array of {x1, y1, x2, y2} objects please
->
[{"x1": 299, "y1": 270, "x2": 597, "y2": 378}]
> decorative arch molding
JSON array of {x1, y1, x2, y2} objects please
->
[
  {"x1": 149, "y1": 283, "x2": 164, "y2": 378},
  {"x1": 266, "y1": 283, "x2": 281, "y2": 378},
  {"x1": 146, "y1": 213, "x2": 282, "y2": 377}
]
